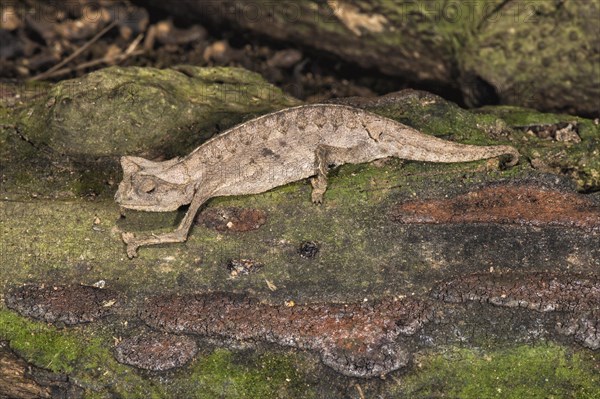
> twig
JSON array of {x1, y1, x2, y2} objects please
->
[
  {"x1": 29, "y1": 20, "x2": 118, "y2": 81},
  {"x1": 31, "y1": 50, "x2": 145, "y2": 81},
  {"x1": 27, "y1": 34, "x2": 145, "y2": 81},
  {"x1": 124, "y1": 33, "x2": 144, "y2": 55},
  {"x1": 355, "y1": 383, "x2": 366, "y2": 399}
]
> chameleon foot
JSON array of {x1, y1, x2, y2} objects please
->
[
  {"x1": 121, "y1": 230, "x2": 190, "y2": 258},
  {"x1": 310, "y1": 178, "x2": 325, "y2": 204},
  {"x1": 122, "y1": 232, "x2": 140, "y2": 258}
]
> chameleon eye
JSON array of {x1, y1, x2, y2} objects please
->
[{"x1": 139, "y1": 178, "x2": 156, "y2": 194}]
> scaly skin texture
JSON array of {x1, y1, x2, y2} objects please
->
[{"x1": 115, "y1": 104, "x2": 519, "y2": 257}]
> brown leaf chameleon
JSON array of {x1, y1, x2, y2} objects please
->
[{"x1": 115, "y1": 104, "x2": 519, "y2": 258}]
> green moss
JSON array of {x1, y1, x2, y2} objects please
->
[
  {"x1": 0, "y1": 308, "x2": 160, "y2": 395},
  {"x1": 0, "y1": 308, "x2": 314, "y2": 398},
  {"x1": 178, "y1": 349, "x2": 314, "y2": 399},
  {"x1": 459, "y1": 0, "x2": 599, "y2": 114},
  {"x1": 395, "y1": 344, "x2": 600, "y2": 399},
  {"x1": 477, "y1": 105, "x2": 578, "y2": 127},
  {"x1": 0, "y1": 309, "x2": 81, "y2": 372},
  {"x1": 476, "y1": 105, "x2": 600, "y2": 191},
  {"x1": 3, "y1": 307, "x2": 598, "y2": 398},
  {"x1": 18, "y1": 66, "x2": 300, "y2": 158}
]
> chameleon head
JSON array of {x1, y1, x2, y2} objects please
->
[{"x1": 115, "y1": 156, "x2": 195, "y2": 212}]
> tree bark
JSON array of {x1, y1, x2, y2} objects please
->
[
  {"x1": 145, "y1": 0, "x2": 600, "y2": 116},
  {"x1": 0, "y1": 345, "x2": 81, "y2": 399},
  {"x1": 1, "y1": 66, "x2": 598, "y2": 398}
]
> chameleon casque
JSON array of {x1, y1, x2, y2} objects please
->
[{"x1": 115, "y1": 104, "x2": 519, "y2": 258}]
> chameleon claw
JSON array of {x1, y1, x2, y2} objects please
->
[{"x1": 311, "y1": 191, "x2": 324, "y2": 205}]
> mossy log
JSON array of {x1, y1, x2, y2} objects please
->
[
  {"x1": 1, "y1": 66, "x2": 599, "y2": 398},
  {"x1": 144, "y1": 0, "x2": 600, "y2": 116}
]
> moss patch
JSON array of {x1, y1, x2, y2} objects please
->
[
  {"x1": 394, "y1": 344, "x2": 600, "y2": 399},
  {"x1": 0, "y1": 308, "x2": 315, "y2": 398},
  {"x1": 19, "y1": 66, "x2": 300, "y2": 158},
  {"x1": 0, "y1": 308, "x2": 157, "y2": 395},
  {"x1": 459, "y1": 0, "x2": 599, "y2": 115},
  {"x1": 176, "y1": 349, "x2": 314, "y2": 399},
  {"x1": 477, "y1": 105, "x2": 600, "y2": 191},
  {"x1": 0, "y1": 309, "x2": 82, "y2": 373}
]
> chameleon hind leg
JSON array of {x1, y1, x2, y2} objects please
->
[
  {"x1": 122, "y1": 189, "x2": 211, "y2": 258},
  {"x1": 310, "y1": 144, "x2": 368, "y2": 204}
]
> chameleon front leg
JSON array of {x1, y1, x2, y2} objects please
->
[{"x1": 122, "y1": 189, "x2": 211, "y2": 258}]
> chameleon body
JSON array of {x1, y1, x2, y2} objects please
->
[{"x1": 115, "y1": 104, "x2": 519, "y2": 258}]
